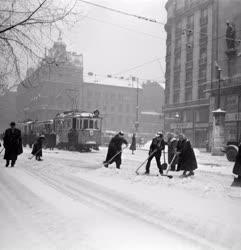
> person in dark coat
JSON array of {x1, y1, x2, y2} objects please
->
[
  {"x1": 49, "y1": 131, "x2": 56, "y2": 150},
  {"x1": 103, "y1": 131, "x2": 128, "y2": 169},
  {"x1": 130, "y1": 133, "x2": 136, "y2": 154},
  {"x1": 31, "y1": 135, "x2": 45, "y2": 161},
  {"x1": 232, "y1": 142, "x2": 241, "y2": 183},
  {"x1": 176, "y1": 134, "x2": 197, "y2": 177},
  {"x1": 167, "y1": 132, "x2": 178, "y2": 171},
  {"x1": 145, "y1": 132, "x2": 165, "y2": 175},
  {"x1": 3, "y1": 122, "x2": 23, "y2": 167}
]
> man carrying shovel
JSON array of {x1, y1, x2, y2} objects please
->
[{"x1": 145, "y1": 132, "x2": 165, "y2": 175}]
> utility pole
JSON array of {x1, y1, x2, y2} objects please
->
[{"x1": 131, "y1": 76, "x2": 139, "y2": 133}]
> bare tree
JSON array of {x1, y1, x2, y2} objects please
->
[{"x1": 0, "y1": 0, "x2": 79, "y2": 92}]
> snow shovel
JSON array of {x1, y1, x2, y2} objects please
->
[
  {"x1": 166, "y1": 153, "x2": 178, "y2": 175},
  {"x1": 103, "y1": 145, "x2": 128, "y2": 167},
  {"x1": 0, "y1": 148, "x2": 4, "y2": 155},
  {"x1": 135, "y1": 149, "x2": 157, "y2": 175},
  {"x1": 161, "y1": 149, "x2": 168, "y2": 170},
  {"x1": 28, "y1": 148, "x2": 42, "y2": 160}
]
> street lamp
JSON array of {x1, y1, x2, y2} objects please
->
[
  {"x1": 175, "y1": 112, "x2": 180, "y2": 133},
  {"x1": 216, "y1": 66, "x2": 222, "y2": 109}
]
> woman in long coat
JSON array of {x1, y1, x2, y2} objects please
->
[
  {"x1": 130, "y1": 133, "x2": 136, "y2": 154},
  {"x1": 176, "y1": 134, "x2": 197, "y2": 177},
  {"x1": 103, "y1": 131, "x2": 128, "y2": 169},
  {"x1": 3, "y1": 122, "x2": 23, "y2": 167},
  {"x1": 233, "y1": 142, "x2": 241, "y2": 182}
]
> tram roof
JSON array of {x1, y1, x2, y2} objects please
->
[{"x1": 55, "y1": 111, "x2": 100, "y2": 119}]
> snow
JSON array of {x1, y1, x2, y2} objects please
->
[{"x1": 0, "y1": 146, "x2": 240, "y2": 250}]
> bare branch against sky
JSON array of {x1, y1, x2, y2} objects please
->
[{"x1": 0, "y1": 0, "x2": 81, "y2": 91}]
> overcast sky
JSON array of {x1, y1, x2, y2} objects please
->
[{"x1": 62, "y1": 0, "x2": 168, "y2": 85}]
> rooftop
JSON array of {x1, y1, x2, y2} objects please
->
[{"x1": 83, "y1": 74, "x2": 141, "y2": 89}]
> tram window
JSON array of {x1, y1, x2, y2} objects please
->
[
  {"x1": 94, "y1": 120, "x2": 99, "y2": 129},
  {"x1": 76, "y1": 119, "x2": 79, "y2": 129},
  {"x1": 83, "y1": 119, "x2": 88, "y2": 129},
  {"x1": 67, "y1": 119, "x2": 72, "y2": 128},
  {"x1": 89, "y1": 120, "x2": 94, "y2": 129},
  {"x1": 80, "y1": 119, "x2": 83, "y2": 129}
]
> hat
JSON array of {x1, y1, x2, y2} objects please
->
[
  {"x1": 10, "y1": 121, "x2": 16, "y2": 126},
  {"x1": 39, "y1": 134, "x2": 45, "y2": 139},
  {"x1": 156, "y1": 131, "x2": 163, "y2": 136},
  {"x1": 118, "y1": 131, "x2": 124, "y2": 136}
]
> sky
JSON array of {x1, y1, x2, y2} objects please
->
[{"x1": 61, "y1": 0, "x2": 168, "y2": 85}]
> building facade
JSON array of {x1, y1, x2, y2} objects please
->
[
  {"x1": 16, "y1": 35, "x2": 83, "y2": 122},
  {"x1": 164, "y1": 0, "x2": 241, "y2": 148},
  {"x1": 16, "y1": 38, "x2": 164, "y2": 139}
]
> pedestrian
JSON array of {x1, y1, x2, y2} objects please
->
[
  {"x1": 49, "y1": 131, "x2": 56, "y2": 150},
  {"x1": 176, "y1": 134, "x2": 197, "y2": 177},
  {"x1": 145, "y1": 132, "x2": 165, "y2": 175},
  {"x1": 232, "y1": 142, "x2": 241, "y2": 183},
  {"x1": 167, "y1": 132, "x2": 178, "y2": 171},
  {"x1": 3, "y1": 122, "x2": 23, "y2": 167},
  {"x1": 31, "y1": 135, "x2": 45, "y2": 161},
  {"x1": 130, "y1": 133, "x2": 136, "y2": 154},
  {"x1": 103, "y1": 131, "x2": 128, "y2": 169}
]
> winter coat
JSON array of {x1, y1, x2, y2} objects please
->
[
  {"x1": 130, "y1": 135, "x2": 136, "y2": 151},
  {"x1": 49, "y1": 133, "x2": 56, "y2": 148},
  {"x1": 3, "y1": 128, "x2": 23, "y2": 160},
  {"x1": 168, "y1": 137, "x2": 178, "y2": 164},
  {"x1": 32, "y1": 138, "x2": 43, "y2": 157},
  {"x1": 176, "y1": 139, "x2": 197, "y2": 171},
  {"x1": 149, "y1": 136, "x2": 165, "y2": 155},
  {"x1": 105, "y1": 134, "x2": 128, "y2": 164},
  {"x1": 233, "y1": 143, "x2": 241, "y2": 176}
]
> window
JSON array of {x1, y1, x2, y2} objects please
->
[
  {"x1": 76, "y1": 119, "x2": 79, "y2": 129},
  {"x1": 94, "y1": 120, "x2": 100, "y2": 129},
  {"x1": 89, "y1": 119, "x2": 94, "y2": 129},
  {"x1": 196, "y1": 108, "x2": 208, "y2": 122},
  {"x1": 174, "y1": 56, "x2": 181, "y2": 69},
  {"x1": 185, "y1": 68, "x2": 193, "y2": 86},
  {"x1": 185, "y1": 87, "x2": 192, "y2": 102},
  {"x1": 79, "y1": 119, "x2": 83, "y2": 129},
  {"x1": 199, "y1": 66, "x2": 207, "y2": 81},
  {"x1": 174, "y1": 71, "x2": 180, "y2": 89},
  {"x1": 83, "y1": 119, "x2": 88, "y2": 129},
  {"x1": 187, "y1": 15, "x2": 194, "y2": 28},
  {"x1": 198, "y1": 85, "x2": 206, "y2": 99},
  {"x1": 183, "y1": 110, "x2": 193, "y2": 122},
  {"x1": 173, "y1": 91, "x2": 179, "y2": 104},
  {"x1": 226, "y1": 95, "x2": 238, "y2": 112},
  {"x1": 200, "y1": 7, "x2": 208, "y2": 24},
  {"x1": 186, "y1": 49, "x2": 193, "y2": 62}
]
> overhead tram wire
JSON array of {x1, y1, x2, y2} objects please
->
[
  {"x1": 114, "y1": 58, "x2": 162, "y2": 76},
  {"x1": 77, "y1": 0, "x2": 165, "y2": 25},
  {"x1": 81, "y1": 15, "x2": 163, "y2": 40}
]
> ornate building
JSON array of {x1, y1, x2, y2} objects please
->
[
  {"x1": 16, "y1": 37, "x2": 164, "y2": 139},
  {"x1": 164, "y1": 0, "x2": 241, "y2": 148},
  {"x1": 16, "y1": 34, "x2": 83, "y2": 121}
]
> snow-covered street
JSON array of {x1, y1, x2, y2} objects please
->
[{"x1": 0, "y1": 147, "x2": 240, "y2": 250}]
